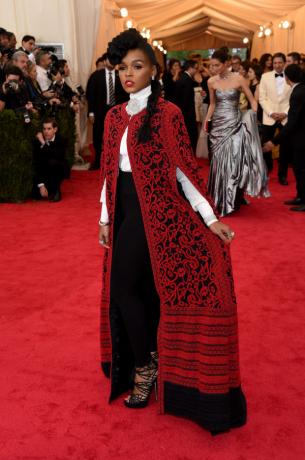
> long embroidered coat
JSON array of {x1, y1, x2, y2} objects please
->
[{"x1": 99, "y1": 98, "x2": 246, "y2": 432}]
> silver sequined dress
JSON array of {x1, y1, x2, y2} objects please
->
[{"x1": 208, "y1": 88, "x2": 269, "y2": 216}]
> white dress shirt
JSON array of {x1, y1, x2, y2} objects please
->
[
  {"x1": 106, "y1": 68, "x2": 116, "y2": 106},
  {"x1": 100, "y1": 86, "x2": 218, "y2": 227},
  {"x1": 36, "y1": 65, "x2": 51, "y2": 92},
  {"x1": 275, "y1": 72, "x2": 285, "y2": 96}
]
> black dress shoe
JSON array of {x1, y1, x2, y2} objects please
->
[
  {"x1": 290, "y1": 204, "x2": 305, "y2": 212},
  {"x1": 284, "y1": 198, "x2": 302, "y2": 205},
  {"x1": 278, "y1": 177, "x2": 288, "y2": 186},
  {"x1": 49, "y1": 191, "x2": 62, "y2": 202}
]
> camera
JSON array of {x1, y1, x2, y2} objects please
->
[
  {"x1": 47, "y1": 64, "x2": 60, "y2": 81},
  {"x1": 4, "y1": 79, "x2": 21, "y2": 94},
  {"x1": 76, "y1": 85, "x2": 85, "y2": 97},
  {"x1": 33, "y1": 99, "x2": 49, "y2": 112},
  {"x1": 15, "y1": 106, "x2": 31, "y2": 124},
  {"x1": 23, "y1": 110, "x2": 31, "y2": 124}
]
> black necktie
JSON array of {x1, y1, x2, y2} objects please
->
[
  {"x1": 275, "y1": 73, "x2": 284, "y2": 78},
  {"x1": 108, "y1": 72, "x2": 115, "y2": 106}
]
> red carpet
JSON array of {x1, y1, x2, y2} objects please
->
[{"x1": 1, "y1": 167, "x2": 305, "y2": 460}]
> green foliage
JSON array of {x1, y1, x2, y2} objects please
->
[{"x1": 0, "y1": 108, "x2": 76, "y2": 202}]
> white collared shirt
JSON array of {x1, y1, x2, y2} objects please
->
[
  {"x1": 36, "y1": 65, "x2": 51, "y2": 92},
  {"x1": 106, "y1": 68, "x2": 116, "y2": 105},
  {"x1": 275, "y1": 71, "x2": 285, "y2": 96},
  {"x1": 100, "y1": 85, "x2": 218, "y2": 227}
]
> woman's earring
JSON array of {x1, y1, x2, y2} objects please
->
[{"x1": 152, "y1": 75, "x2": 155, "y2": 81}]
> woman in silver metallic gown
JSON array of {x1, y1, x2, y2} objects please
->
[{"x1": 204, "y1": 49, "x2": 269, "y2": 216}]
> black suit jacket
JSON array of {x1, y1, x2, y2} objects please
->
[
  {"x1": 274, "y1": 83, "x2": 305, "y2": 150},
  {"x1": 163, "y1": 72, "x2": 178, "y2": 103},
  {"x1": 85, "y1": 69, "x2": 128, "y2": 119},
  {"x1": 33, "y1": 134, "x2": 69, "y2": 185},
  {"x1": 175, "y1": 72, "x2": 197, "y2": 121}
]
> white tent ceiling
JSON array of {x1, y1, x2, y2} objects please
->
[{"x1": 116, "y1": 0, "x2": 305, "y2": 48}]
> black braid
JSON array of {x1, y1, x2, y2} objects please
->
[
  {"x1": 137, "y1": 79, "x2": 162, "y2": 143},
  {"x1": 107, "y1": 29, "x2": 161, "y2": 143}
]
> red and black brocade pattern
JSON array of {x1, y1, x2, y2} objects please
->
[{"x1": 99, "y1": 99, "x2": 246, "y2": 430}]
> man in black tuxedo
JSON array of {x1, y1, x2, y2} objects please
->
[
  {"x1": 86, "y1": 55, "x2": 128, "y2": 170},
  {"x1": 263, "y1": 64, "x2": 305, "y2": 212},
  {"x1": 175, "y1": 60, "x2": 199, "y2": 152},
  {"x1": 33, "y1": 118, "x2": 69, "y2": 202}
]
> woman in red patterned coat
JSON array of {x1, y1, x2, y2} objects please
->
[{"x1": 98, "y1": 29, "x2": 247, "y2": 435}]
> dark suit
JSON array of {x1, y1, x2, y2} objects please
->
[
  {"x1": 33, "y1": 134, "x2": 69, "y2": 197},
  {"x1": 175, "y1": 72, "x2": 198, "y2": 151},
  {"x1": 163, "y1": 72, "x2": 178, "y2": 103},
  {"x1": 86, "y1": 69, "x2": 128, "y2": 168},
  {"x1": 273, "y1": 83, "x2": 305, "y2": 202}
]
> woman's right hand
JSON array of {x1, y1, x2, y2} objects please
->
[{"x1": 99, "y1": 224, "x2": 110, "y2": 249}]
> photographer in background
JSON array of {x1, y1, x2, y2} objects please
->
[
  {"x1": 33, "y1": 118, "x2": 69, "y2": 202},
  {"x1": 0, "y1": 48, "x2": 13, "y2": 84},
  {"x1": 95, "y1": 53, "x2": 108, "y2": 70},
  {"x1": 18, "y1": 35, "x2": 38, "y2": 63},
  {"x1": 12, "y1": 50, "x2": 29, "y2": 73},
  {"x1": 0, "y1": 65, "x2": 33, "y2": 114},
  {"x1": 57, "y1": 59, "x2": 77, "y2": 103},
  {"x1": 24, "y1": 60, "x2": 60, "y2": 111},
  {"x1": 7, "y1": 32, "x2": 17, "y2": 51},
  {"x1": 0, "y1": 29, "x2": 10, "y2": 50},
  {"x1": 35, "y1": 50, "x2": 52, "y2": 93}
]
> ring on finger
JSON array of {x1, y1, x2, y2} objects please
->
[{"x1": 99, "y1": 240, "x2": 105, "y2": 246}]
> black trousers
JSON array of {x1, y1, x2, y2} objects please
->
[
  {"x1": 185, "y1": 118, "x2": 198, "y2": 153},
  {"x1": 293, "y1": 148, "x2": 305, "y2": 202},
  {"x1": 261, "y1": 123, "x2": 290, "y2": 178},
  {"x1": 33, "y1": 158, "x2": 67, "y2": 198},
  {"x1": 110, "y1": 172, "x2": 160, "y2": 368}
]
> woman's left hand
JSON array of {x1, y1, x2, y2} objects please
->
[{"x1": 209, "y1": 221, "x2": 235, "y2": 244}]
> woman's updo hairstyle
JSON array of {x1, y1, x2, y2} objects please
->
[
  {"x1": 107, "y1": 28, "x2": 161, "y2": 143},
  {"x1": 212, "y1": 48, "x2": 229, "y2": 63}
]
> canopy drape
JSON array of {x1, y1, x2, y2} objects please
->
[{"x1": 116, "y1": 0, "x2": 305, "y2": 51}]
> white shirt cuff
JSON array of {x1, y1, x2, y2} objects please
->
[
  {"x1": 100, "y1": 204, "x2": 109, "y2": 223},
  {"x1": 100, "y1": 179, "x2": 109, "y2": 223}
]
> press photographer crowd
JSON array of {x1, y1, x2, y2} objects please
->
[{"x1": 0, "y1": 27, "x2": 84, "y2": 202}]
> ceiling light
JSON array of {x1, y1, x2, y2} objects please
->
[
  {"x1": 282, "y1": 20, "x2": 291, "y2": 29},
  {"x1": 120, "y1": 8, "x2": 128, "y2": 18},
  {"x1": 126, "y1": 20, "x2": 133, "y2": 28},
  {"x1": 264, "y1": 27, "x2": 272, "y2": 36},
  {"x1": 258, "y1": 31, "x2": 264, "y2": 38},
  {"x1": 243, "y1": 37, "x2": 249, "y2": 44},
  {"x1": 153, "y1": 40, "x2": 158, "y2": 47}
]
